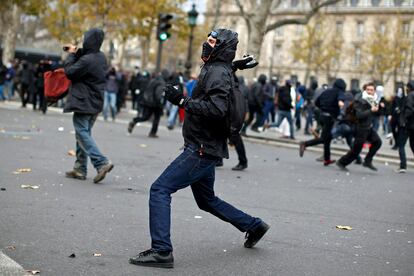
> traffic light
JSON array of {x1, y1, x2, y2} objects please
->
[{"x1": 157, "y1": 13, "x2": 173, "y2": 41}]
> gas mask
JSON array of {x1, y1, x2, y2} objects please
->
[{"x1": 201, "y1": 42, "x2": 214, "y2": 62}]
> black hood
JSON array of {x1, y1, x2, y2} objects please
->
[
  {"x1": 258, "y1": 74, "x2": 267, "y2": 84},
  {"x1": 407, "y1": 80, "x2": 414, "y2": 91},
  {"x1": 83, "y1": 28, "x2": 104, "y2": 53},
  {"x1": 333, "y1": 78, "x2": 346, "y2": 92},
  {"x1": 208, "y1": 29, "x2": 238, "y2": 64}
]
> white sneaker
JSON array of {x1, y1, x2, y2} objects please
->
[
  {"x1": 394, "y1": 168, "x2": 406, "y2": 173},
  {"x1": 386, "y1": 133, "x2": 393, "y2": 139}
]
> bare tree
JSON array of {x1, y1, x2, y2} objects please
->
[{"x1": 233, "y1": 0, "x2": 341, "y2": 75}]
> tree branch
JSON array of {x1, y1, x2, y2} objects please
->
[{"x1": 265, "y1": 0, "x2": 341, "y2": 33}]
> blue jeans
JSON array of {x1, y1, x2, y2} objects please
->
[
  {"x1": 269, "y1": 110, "x2": 295, "y2": 139},
  {"x1": 6, "y1": 80, "x2": 14, "y2": 99},
  {"x1": 149, "y1": 145, "x2": 262, "y2": 252},
  {"x1": 103, "y1": 91, "x2": 117, "y2": 120},
  {"x1": 0, "y1": 85, "x2": 5, "y2": 101},
  {"x1": 260, "y1": 100, "x2": 275, "y2": 126},
  {"x1": 73, "y1": 113, "x2": 108, "y2": 174},
  {"x1": 167, "y1": 105, "x2": 179, "y2": 128}
]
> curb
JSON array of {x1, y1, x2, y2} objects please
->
[
  {"x1": 0, "y1": 251, "x2": 26, "y2": 276},
  {"x1": 244, "y1": 134, "x2": 414, "y2": 168}
]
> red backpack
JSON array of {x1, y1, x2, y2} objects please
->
[{"x1": 44, "y1": 68, "x2": 71, "y2": 103}]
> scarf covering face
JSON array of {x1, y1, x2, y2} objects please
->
[{"x1": 362, "y1": 90, "x2": 378, "y2": 107}]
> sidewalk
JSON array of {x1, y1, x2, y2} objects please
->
[
  {"x1": 0, "y1": 252, "x2": 26, "y2": 276},
  {"x1": 242, "y1": 125, "x2": 414, "y2": 168}
]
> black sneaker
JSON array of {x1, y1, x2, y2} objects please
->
[
  {"x1": 129, "y1": 249, "x2": 174, "y2": 269},
  {"x1": 65, "y1": 170, "x2": 86, "y2": 180},
  {"x1": 232, "y1": 163, "x2": 247, "y2": 171},
  {"x1": 148, "y1": 133, "x2": 159, "y2": 138},
  {"x1": 216, "y1": 160, "x2": 223, "y2": 167},
  {"x1": 299, "y1": 142, "x2": 305, "y2": 157},
  {"x1": 336, "y1": 161, "x2": 348, "y2": 171},
  {"x1": 362, "y1": 162, "x2": 378, "y2": 171},
  {"x1": 93, "y1": 163, "x2": 114, "y2": 183},
  {"x1": 244, "y1": 222, "x2": 270, "y2": 248},
  {"x1": 127, "y1": 122, "x2": 135, "y2": 134}
]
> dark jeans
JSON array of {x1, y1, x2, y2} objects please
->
[
  {"x1": 397, "y1": 128, "x2": 414, "y2": 169},
  {"x1": 229, "y1": 134, "x2": 247, "y2": 165},
  {"x1": 33, "y1": 87, "x2": 46, "y2": 113},
  {"x1": 295, "y1": 108, "x2": 302, "y2": 130},
  {"x1": 72, "y1": 113, "x2": 108, "y2": 174},
  {"x1": 339, "y1": 127, "x2": 382, "y2": 166},
  {"x1": 269, "y1": 110, "x2": 295, "y2": 139},
  {"x1": 149, "y1": 145, "x2": 262, "y2": 252},
  {"x1": 260, "y1": 100, "x2": 275, "y2": 126},
  {"x1": 242, "y1": 105, "x2": 263, "y2": 132},
  {"x1": 304, "y1": 106, "x2": 314, "y2": 133},
  {"x1": 132, "y1": 106, "x2": 162, "y2": 135},
  {"x1": 20, "y1": 83, "x2": 30, "y2": 107},
  {"x1": 304, "y1": 114, "x2": 335, "y2": 161}
]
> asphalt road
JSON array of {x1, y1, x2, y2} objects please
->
[{"x1": 0, "y1": 105, "x2": 413, "y2": 276}]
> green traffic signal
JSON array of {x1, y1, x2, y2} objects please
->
[{"x1": 159, "y1": 32, "x2": 169, "y2": 41}]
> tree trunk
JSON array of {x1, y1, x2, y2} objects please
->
[
  {"x1": 210, "y1": 0, "x2": 221, "y2": 30},
  {"x1": 117, "y1": 39, "x2": 127, "y2": 68},
  {"x1": 139, "y1": 36, "x2": 151, "y2": 70},
  {"x1": 2, "y1": 4, "x2": 20, "y2": 65},
  {"x1": 245, "y1": 0, "x2": 273, "y2": 79}
]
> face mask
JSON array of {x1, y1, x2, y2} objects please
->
[{"x1": 201, "y1": 42, "x2": 214, "y2": 62}]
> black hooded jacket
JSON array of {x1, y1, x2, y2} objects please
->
[
  {"x1": 248, "y1": 74, "x2": 266, "y2": 108},
  {"x1": 182, "y1": 29, "x2": 238, "y2": 158},
  {"x1": 315, "y1": 78, "x2": 346, "y2": 117},
  {"x1": 64, "y1": 28, "x2": 107, "y2": 114}
]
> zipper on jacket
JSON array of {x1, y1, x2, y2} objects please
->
[{"x1": 199, "y1": 144, "x2": 204, "y2": 156}]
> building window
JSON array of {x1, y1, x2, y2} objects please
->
[
  {"x1": 296, "y1": 25, "x2": 303, "y2": 36},
  {"x1": 357, "y1": 21, "x2": 364, "y2": 37},
  {"x1": 379, "y1": 22, "x2": 386, "y2": 35},
  {"x1": 401, "y1": 50, "x2": 407, "y2": 68},
  {"x1": 351, "y1": 79, "x2": 360, "y2": 91},
  {"x1": 403, "y1": 21, "x2": 410, "y2": 37},
  {"x1": 336, "y1": 21, "x2": 343, "y2": 33},
  {"x1": 354, "y1": 47, "x2": 361, "y2": 66},
  {"x1": 350, "y1": 0, "x2": 359, "y2": 6},
  {"x1": 371, "y1": 0, "x2": 381, "y2": 6},
  {"x1": 394, "y1": 0, "x2": 404, "y2": 6},
  {"x1": 291, "y1": 0, "x2": 299, "y2": 7},
  {"x1": 275, "y1": 44, "x2": 282, "y2": 63},
  {"x1": 276, "y1": 27, "x2": 284, "y2": 37}
]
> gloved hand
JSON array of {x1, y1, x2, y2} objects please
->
[
  {"x1": 164, "y1": 84, "x2": 189, "y2": 107},
  {"x1": 232, "y1": 54, "x2": 259, "y2": 71}
]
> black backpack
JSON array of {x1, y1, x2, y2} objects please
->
[{"x1": 227, "y1": 73, "x2": 247, "y2": 137}]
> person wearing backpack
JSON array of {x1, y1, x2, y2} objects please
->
[
  {"x1": 129, "y1": 29, "x2": 269, "y2": 269},
  {"x1": 127, "y1": 69, "x2": 169, "y2": 138},
  {"x1": 395, "y1": 80, "x2": 414, "y2": 173},
  {"x1": 336, "y1": 82, "x2": 382, "y2": 171},
  {"x1": 63, "y1": 28, "x2": 114, "y2": 183}
]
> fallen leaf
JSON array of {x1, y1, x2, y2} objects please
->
[
  {"x1": 336, "y1": 225, "x2": 353, "y2": 230},
  {"x1": 21, "y1": 185, "x2": 39, "y2": 190},
  {"x1": 5, "y1": 245, "x2": 16, "y2": 250},
  {"x1": 26, "y1": 270, "x2": 40, "y2": 275},
  {"x1": 67, "y1": 150, "x2": 76, "y2": 156},
  {"x1": 13, "y1": 168, "x2": 32, "y2": 174},
  {"x1": 93, "y1": 253, "x2": 102, "y2": 257},
  {"x1": 139, "y1": 144, "x2": 148, "y2": 148},
  {"x1": 69, "y1": 253, "x2": 76, "y2": 258}
]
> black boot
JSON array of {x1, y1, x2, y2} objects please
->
[{"x1": 244, "y1": 222, "x2": 270, "y2": 248}]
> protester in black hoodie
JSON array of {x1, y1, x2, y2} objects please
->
[
  {"x1": 266, "y1": 80, "x2": 295, "y2": 139},
  {"x1": 241, "y1": 74, "x2": 266, "y2": 133},
  {"x1": 64, "y1": 28, "x2": 113, "y2": 184},
  {"x1": 299, "y1": 78, "x2": 346, "y2": 165},
  {"x1": 129, "y1": 28, "x2": 269, "y2": 269},
  {"x1": 336, "y1": 82, "x2": 382, "y2": 171}
]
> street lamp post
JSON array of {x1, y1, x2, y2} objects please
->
[{"x1": 184, "y1": 4, "x2": 199, "y2": 79}]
